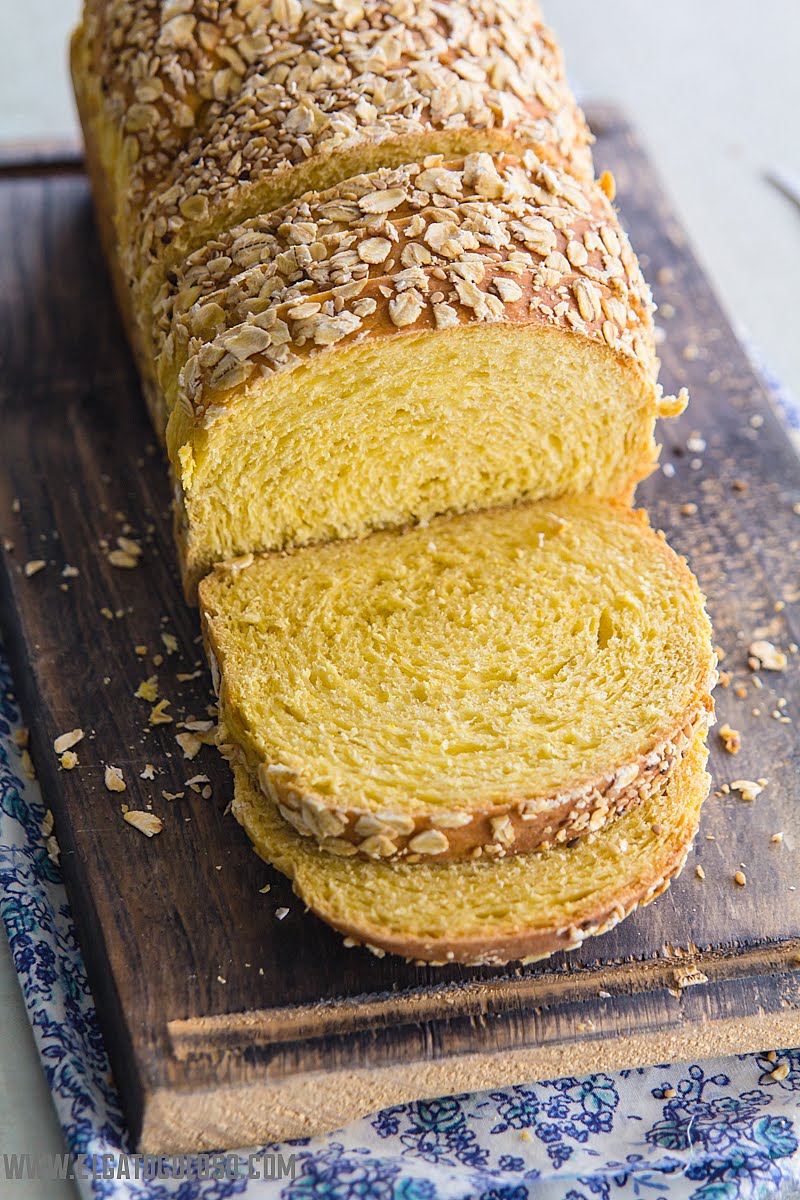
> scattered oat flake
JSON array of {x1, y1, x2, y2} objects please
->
[
  {"x1": 108, "y1": 549, "x2": 138, "y2": 569},
  {"x1": 149, "y1": 699, "x2": 173, "y2": 725},
  {"x1": 62, "y1": 564, "x2": 79, "y2": 578},
  {"x1": 259, "y1": 884, "x2": 271, "y2": 894},
  {"x1": 162, "y1": 790, "x2": 185, "y2": 801},
  {"x1": 134, "y1": 645, "x2": 148, "y2": 656},
  {"x1": 104, "y1": 765, "x2": 126, "y2": 792},
  {"x1": 177, "y1": 670, "x2": 202, "y2": 682},
  {"x1": 718, "y1": 723, "x2": 741, "y2": 754},
  {"x1": 41, "y1": 809, "x2": 54, "y2": 838},
  {"x1": 60, "y1": 750, "x2": 78, "y2": 770},
  {"x1": 176, "y1": 731, "x2": 202, "y2": 760},
  {"x1": 20, "y1": 749, "x2": 36, "y2": 780},
  {"x1": 53, "y1": 728, "x2": 84, "y2": 755},
  {"x1": 161, "y1": 632, "x2": 179, "y2": 655},
  {"x1": 185, "y1": 774, "x2": 210, "y2": 788},
  {"x1": 13, "y1": 728, "x2": 29, "y2": 748},
  {"x1": 696, "y1": 865, "x2": 705, "y2": 880},
  {"x1": 731, "y1": 779, "x2": 765, "y2": 802},
  {"x1": 135, "y1": 676, "x2": 159, "y2": 703},
  {"x1": 124, "y1": 810, "x2": 163, "y2": 837},
  {"x1": 275, "y1": 907, "x2": 290, "y2": 920},
  {"x1": 47, "y1": 835, "x2": 60, "y2": 866},
  {"x1": 772, "y1": 832, "x2": 784, "y2": 843},
  {"x1": 24, "y1": 560, "x2": 46, "y2": 577},
  {"x1": 749, "y1": 640, "x2": 787, "y2": 671},
  {"x1": 217, "y1": 975, "x2": 226, "y2": 984},
  {"x1": 771, "y1": 1062, "x2": 790, "y2": 1082},
  {"x1": 140, "y1": 763, "x2": 156, "y2": 780},
  {"x1": 117, "y1": 536, "x2": 142, "y2": 557}
]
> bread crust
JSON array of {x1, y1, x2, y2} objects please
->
[
  {"x1": 70, "y1": 29, "x2": 169, "y2": 436},
  {"x1": 230, "y1": 738, "x2": 711, "y2": 966},
  {"x1": 250, "y1": 701, "x2": 713, "y2": 862},
  {"x1": 73, "y1": 0, "x2": 592, "y2": 295},
  {"x1": 166, "y1": 153, "x2": 659, "y2": 429},
  {"x1": 202, "y1": 499, "x2": 717, "y2": 862}
]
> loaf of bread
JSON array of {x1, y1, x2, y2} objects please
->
[
  {"x1": 72, "y1": 1, "x2": 715, "y2": 968},
  {"x1": 201, "y1": 499, "x2": 715, "y2": 863},
  {"x1": 231, "y1": 734, "x2": 710, "y2": 965}
]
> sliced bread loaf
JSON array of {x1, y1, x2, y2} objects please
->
[
  {"x1": 200, "y1": 499, "x2": 715, "y2": 863},
  {"x1": 161, "y1": 153, "x2": 678, "y2": 592},
  {"x1": 231, "y1": 734, "x2": 710, "y2": 965}
]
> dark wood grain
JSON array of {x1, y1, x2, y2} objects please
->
[{"x1": 1, "y1": 106, "x2": 800, "y2": 1152}]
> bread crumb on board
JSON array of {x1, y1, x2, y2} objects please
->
[
  {"x1": 135, "y1": 676, "x2": 159, "y2": 702},
  {"x1": 748, "y1": 640, "x2": 787, "y2": 672},
  {"x1": 53, "y1": 728, "x2": 84, "y2": 755},
  {"x1": 149, "y1": 699, "x2": 173, "y2": 725},
  {"x1": 669, "y1": 964, "x2": 709, "y2": 998},
  {"x1": 718, "y1": 723, "x2": 741, "y2": 754},
  {"x1": 730, "y1": 779, "x2": 767, "y2": 802}
]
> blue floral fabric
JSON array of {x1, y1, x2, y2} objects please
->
[
  {"x1": 1, "y1": 366, "x2": 799, "y2": 1199},
  {"x1": 4, "y1": 646, "x2": 800, "y2": 1200}
]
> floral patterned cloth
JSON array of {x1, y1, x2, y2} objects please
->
[{"x1": 1, "y1": 369, "x2": 799, "y2": 1200}]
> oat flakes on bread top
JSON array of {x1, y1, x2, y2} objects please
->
[
  {"x1": 160, "y1": 151, "x2": 679, "y2": 594},
  {"x1": 200, "y1": 498, "x2": 716, "y2": 863},
  {"x1": 231, "y1": 735, "x2": 711, "y2": 965},
  {"x1": 72, "y1": 0, "x2": 591, "y2": 307}
]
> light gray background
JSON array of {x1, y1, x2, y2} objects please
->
[{"x1": 1, "y1": 3, "x2": 799, "y2": 1195}]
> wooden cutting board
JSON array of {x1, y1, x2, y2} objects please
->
[{"x1": 1, "y1": 106, "x2": 799, "y2": 1154}]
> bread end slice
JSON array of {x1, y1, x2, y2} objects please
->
[{"x1": 232, "y1": 735, "x2": 710, "y2": 966}]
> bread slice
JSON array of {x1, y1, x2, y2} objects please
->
[
  {"x1": 160, "y1": 152, "x2": 677, "y2": 593},
  {"x1": 231, "y1": 734, "x2": 711, "y2": 965},
  {"x1": 201, "y1": 499, "x2": 716, "y2": 862},
  {"x1": 71, "y1": 0, "x2": 592, "y2": 330},
  {"x1": 154, "y1": 152, "x2": 652, "y2": 426}
]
